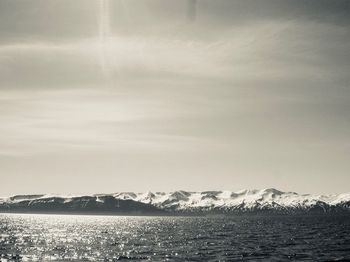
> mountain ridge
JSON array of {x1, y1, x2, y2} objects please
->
[{"x1": 1, "y1": 188, "x2": 349, "y2": 215}]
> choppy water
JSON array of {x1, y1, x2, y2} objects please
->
[{"x1": 0, "y1": 214, "x2": 349, "y2": 261}]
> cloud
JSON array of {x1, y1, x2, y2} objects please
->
[{"x1": 0, "y1": 0, "x2": 349, "y2": 194}]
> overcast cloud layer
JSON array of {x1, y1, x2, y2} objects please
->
[{"x1": 0, "y1": 0, "x2": 349, "y2": 195}]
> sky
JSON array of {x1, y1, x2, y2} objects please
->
[{"x1": 0, "y1": 0, "x2": 349, "y2": 195}]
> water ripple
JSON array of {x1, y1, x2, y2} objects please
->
[{"x1": 0, "y1": 214, "x2": 349, "y2": 261}]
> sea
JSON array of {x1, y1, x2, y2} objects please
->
[{"x1": 0, "y1": 213, "x2": 349, "y2": 261}]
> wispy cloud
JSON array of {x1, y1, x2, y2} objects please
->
[{"x1": 0, "y1": 0, "x2": 349, "y2": 194}]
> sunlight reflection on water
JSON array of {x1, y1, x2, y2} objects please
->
[{"x1": 0, "y1": 213, "x2": 349, "y2": 261}]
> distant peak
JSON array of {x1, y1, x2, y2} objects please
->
[{"x1": 261, "y1": 188, "x2": 283, "y2": 195}]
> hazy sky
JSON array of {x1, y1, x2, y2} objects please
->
[{"x1": 0, "y1": 0, "x2": 349, "y2": 195}]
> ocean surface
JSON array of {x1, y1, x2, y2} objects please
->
[{"x1": 0, "y1": 214, "x2": 349, "y2": 261}]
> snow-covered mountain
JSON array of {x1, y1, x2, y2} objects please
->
[
  {"x1": 1, "y1": 189, "x2": 349, "y2": 215},
  {"x1": 112, "y1": 188, "x2": 350, "y2": 213}
]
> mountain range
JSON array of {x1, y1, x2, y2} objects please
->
[{"x1": 1, "y1": 188, "x2": 349, "y2": 215}]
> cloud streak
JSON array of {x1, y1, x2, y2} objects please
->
[{"x1": 0, "y1": 0, "x2": 349, "y2": 195}]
